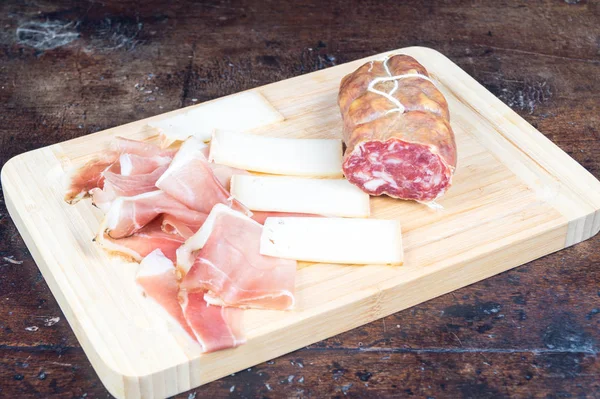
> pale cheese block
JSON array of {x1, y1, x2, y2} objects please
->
[
  {"x1": 260, "y1": 217, "x2": 403, "y2": 265},
  {"x1": 148, "y1": 91, "x2": 284, "y2": 145},
  {"x1": 231, "y1": 175, "x2": 370, "y2": 217},
  {"x1": 209, "y1": 130, "x2": 343, "y2": 177}
]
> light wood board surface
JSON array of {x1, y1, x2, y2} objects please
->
[{"x1": 2, "y1": 47, "x2": 599, "y2": 399}]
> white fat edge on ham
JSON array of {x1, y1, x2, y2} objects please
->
[
  {"x1": 203, "y1": 290, "x2": 295, "y2": 310},
  {"x1": 209, "y1": 130, "x2": 343, "y2": 177},
  {"x1": 103, "y1": 190, "x2": 163, "y2": 232},
  {"x1": 119, "y1": 153, "x2": 134, "y2": 176},
  {"x1": 137, "y1": 248, "x2": 173, "y2": 277},
  {"x1": 176, "y1": 203, "x2": 257, "y2": 275},
  {"x1": 94, "y1": 228, "x2": 144, "y2": 262},
  {"x1": 95, "y1": 203, "x2": 145, "y2": 261},
  {"x1": 119, "y1": 153, "x2": 172, "y2": 176},
  {"x1": 154, "y1": 137, "x2": 208, "y2": 189},
  {"x1": 147, "y1": 91, "x2": 285, "y2": 147},
  {"x1": 260, "y1": 217, "x2": 404, "y2": 265},
  {"x1": 230, "y1": 175, "x2": 370, "y2": 218}
]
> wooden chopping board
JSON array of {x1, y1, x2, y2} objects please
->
[{"x1": 2, "y1": 47, "x2": 599, "y2": 399}]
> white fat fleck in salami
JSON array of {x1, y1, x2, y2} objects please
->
[{"x1": 363, "y1": 179, "x2": 386, "y2": 192}]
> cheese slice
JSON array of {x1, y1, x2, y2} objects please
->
[
  {"x1": 148, "y1": 91, "x2": 284, "y2": 146},
  {"x1": 209, "y1": 130, "x2": 343, "y2": 177},
  {"x1": 260, "y1": 217, "x2": 403, "y2": 265},
  {"x1": 231, "y1": 175, "x2": 370, "y2": 217}
]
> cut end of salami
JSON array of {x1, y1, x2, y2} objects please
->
[{"x1": 343, "y1": 139, "x2": 453, "y2": 202}]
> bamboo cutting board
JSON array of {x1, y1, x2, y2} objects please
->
[{"x1": 2, "y1": 47, "x2": 600, "y2": 399}]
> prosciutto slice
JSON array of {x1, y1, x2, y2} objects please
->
[
  {"x1": 64, "y1": 152, "x2": 119, "y2": 204},
  {"x1": 91, "y1": 164, "x2": 169, "y2": 212},
  {"x1": 161, "y1": 214, "x2": 195, "y2": 239},
  {"x1": 155, "y1": 137, "x2": 250, "y2": 216},
  {"x1": 137, "y1": 250, "x2": 245, "y2": 352},
  {"x1": 136, "y1": 250, "x2": 196, "y2": 340},
  {"x1": 120, "y1": 153, "x2": 172, "y2": 176},
  {"x1": 102, "y1": 190, "x2": 207, "y2": 239},
  {"x1": 65, "y1": 137, "x2": 174, "y2": 204},
  {"x1": 178, "y1": 204, "x2": 296, "y2": 310},
  {"x1": 179, "y1": 291, "x2": 245, "y2": 353},
  {"x1": 97, "y1": 217, "x2": 186, "y2": 263},
  {"x1": 112, "y1": 137, "x2": 177, "y2": 158}
]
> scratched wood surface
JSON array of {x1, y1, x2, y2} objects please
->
[{"x1": 0, "y1": 1, "x2": 599, "y2": 398}]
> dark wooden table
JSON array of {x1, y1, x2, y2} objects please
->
[{"x1": 1, "y1": 1, "x2": 599, "y2": 398}]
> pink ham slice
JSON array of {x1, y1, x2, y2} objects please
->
[
  {"x1": 65, "y1": 137, "x2": 174, "y2": 204},
  {"x1": 161, "y1": 214, "x2": 196, "y2": 238},
  {"x1": 136, "y1": 249, "x2": 196, "y2": 340},
  {"x1": 102, "y1": 190, "x2": 207, "y2": 239},
  {"x1": 97, "y1": 217, "x2": 187, "y2": 263},
  {"x1": 120, "y1": 153, "x2": 172, "y2": 176},
  {"x1": 65, "y1": 151, "x2": 119, "y2": 204},
  {"x1": 137, "y1": 250, "x2": 245, "y2": 352},
  {"x1": 112, "y1": 137, "x2": 177, "y2": 158},
  {"x1": 91, "y1": 164, "x2": 169, "y2": 212},
  {"x1": 179, "y1": 291, "x2": 245, "y2": 353},
  {"x1": 178, "y1": 204, "x2": 296, "y2": 310},
  {"x1": 155, "y1": 137, "x2": 250, "y2": 216}
]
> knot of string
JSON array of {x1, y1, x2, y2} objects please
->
[{"x1": 366, "y1": 55, "x2": 435, "y2": 115}]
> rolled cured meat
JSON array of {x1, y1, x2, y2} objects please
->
[{"x1": 338, "y1": 54, "x2": 457, "y2": 203}]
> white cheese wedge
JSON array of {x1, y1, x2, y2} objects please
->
[
  {"x1": 260, "y1": 217, "x2": 403, "y2": 265},
  {"x1": 209, "y1": 130, "x2": 343, "y2": 177},
  {"x1": 231, "y1": 175, "x2": 370, "y2": 217},
  {"x1": 148, "y1": 91, "x2": 284, "y2": 145}
]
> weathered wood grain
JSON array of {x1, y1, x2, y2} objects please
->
[{"x1": 1, "y1": 1, "x2": 599, "y2": 398}]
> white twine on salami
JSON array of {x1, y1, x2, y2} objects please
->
[
  {"x1": 367, "y1": 55, "x2": 437, "y2": 115},
  {"x1": 362, "y1": 55, "x2": 449, "y2": 211}
]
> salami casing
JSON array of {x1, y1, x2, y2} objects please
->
[{"x1": 338, "y1": 54, "x2": 457, "y2": 202}]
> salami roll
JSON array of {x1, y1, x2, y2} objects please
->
[{"x1": 338, "y1": 54, "x2": 457, "y2": 202}]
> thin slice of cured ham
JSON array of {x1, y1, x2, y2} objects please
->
[
  {"x1": 155, "y1": 137, "x2": 250, "y2": 215},
  {"x1": 91, "y1": 164, "x2": 169, "y2": 212},
  {"x1": 136, "y1": 250, "x2": 196, "y2": 340},
  {"x1": 179, "y1": 290, "x2": 245, "y2": 353},
  {"x1": 120, "y1": 153, "x2": 172, "y2": 176},
  {"x1": 102, "y1": 190, "x2": 207, "y2": 239},
  {"x1": 111, "y1": 137, "x2": 177, "y2": 158},
  {"x1": 161, "y1": 214, "x2": 195, "y2": 239},
  {"x1": 96, "y1": 217, "x2": 186, "y2": 263},
  {"x1": 64, "y1": 151, "x2": 119, "y2": 204},
  {"x1": 65, "y1": 137, "x2": 174, "y2": 204},
  {"x1": 178, "y1": 204, "x2": 296, "y2": 310}
]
